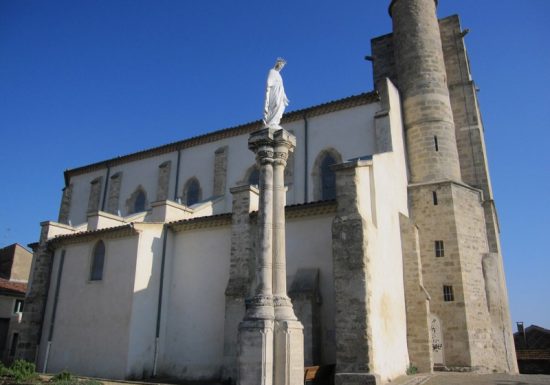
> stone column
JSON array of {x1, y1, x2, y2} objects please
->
[
  {"x1": 272, "y1": 129, "x2": 303, "y2": 385},
  {"x1": 238, "y1": 128, "x2": 277, "y2": 385},
  {"x1": 272, "y1": 129, "x2": 297, "y2": 320}
]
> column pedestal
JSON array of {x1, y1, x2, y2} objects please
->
[
  {"x1": 238, "y1": 320, "x2": 275, "y2": 385},
  {"x1": 274, "y1": 320, "x2": 304, "y2": 385}
]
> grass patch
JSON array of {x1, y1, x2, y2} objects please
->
[{"x1": 0, "y1": 363, "x2": 102, "y2": 385}]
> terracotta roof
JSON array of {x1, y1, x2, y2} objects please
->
[
  {"x1": 64, "y1": 91, "x2": 379, "y2": 181},
  {"x1": 0, "y1": 278, "x2": 27, "y2": 296},
  {"x1": 49, "y1": 223, "x2": 138, "y2": 245}
]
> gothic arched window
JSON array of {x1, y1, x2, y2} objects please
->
[
  {"x1": 320, "y1": 154, "x2": 337, "y2": 200},
  {"x1": 134, "y1": 190, "x2": 146, "y2": 213},
  {"x1": 182, "y1": 177, "x2": 202, "y2": 206},
  {"x1": 90, "y1": 240, "x2": 105, "y2": 281},
  {"x1": 126, "y1": 186, "x2": 148, "y2": 215},
  {"x1": 312, "y1": 148, "x2": 342, "y2": 201}
]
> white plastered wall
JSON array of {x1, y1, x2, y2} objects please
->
[
  {"x1": 108, "y1": 153, "x2": 177, "y2": 217},
  {"x1": 365, "y1": 79, "x2": 410, "y2": 380},
  {"x1": 157, "y1": 225, "x2": 231, "y2": 380},
  {"x1": 285, "y1": 213, "x2": 336, "y2": 364},
  {"x1": 125, "y1": 224, "x2": 164, "y2": 378},
  {"x1": 63, "y1": 102, "x2": 381, "y2": 225},
  {"x1": 38, "y1": 237, "x2": 139, "y2": 378}
]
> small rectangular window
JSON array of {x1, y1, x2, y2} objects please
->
[
  {"x1": 435, "y1": 240, "x2": 445, "y2": 257},
  {"x1": 443, "y1": 285, "x2": 454, "y2": 302},
  {"x1": 433, "y1": 191, "x2": 438, "y2": 205},
  {"x1": 434, "y1": 136, "x2": 439, "y2": 152},
  {"x1": 13, "y1": 299, "x2": 23, "y2": 314}
]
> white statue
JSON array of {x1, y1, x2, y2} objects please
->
[{"x1": 263, "y1": 58, "x2": 289, "y2": 128}]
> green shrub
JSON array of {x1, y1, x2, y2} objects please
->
[
  {"x1": 3, "y1": 360, "x2": 38, "y2": 383},
  {"x1": 49, "y1": 371, "x2": 102, "y2": 385},
  {"x1": 406, "y1": 363, "x2": 418, "y2": 375},
  {"x1": 51, "y1": 371, "x2": 72, "y2": 382}
]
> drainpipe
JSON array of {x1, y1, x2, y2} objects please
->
[
  {"x1": 101, "y1": 164, "x2": 111, "y2": 212},
  {"x1": 303, "y1": 114, "x2": 309, "y2": 202},
  {"x1": 173, "y1": 149, "x2": 182, "y2": 201},
  {"x1": 43, "y1": 249, "x2": 66, "y2": 373},
  {"x1": 152, "y1": 226, "x2": 169, "y2": 376}
]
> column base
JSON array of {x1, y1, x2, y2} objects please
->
[
  {"x1": 274, "y1": 295, "x2": 297, "y2": 320},
  {"x1": 244, "y1": 295, "x2": 275, "y2": 320},
  {"x1": 334, "y1": 373, "x2": 380, "y2": 385},
  {"x1": 238, "y1": 319, "x2": 274, "y2": 385},
  {"x1": 274, "y1": 319, "x2": 304, "y2": 385}
]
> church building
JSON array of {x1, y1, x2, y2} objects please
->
[{"x1": 16, "y1": 1, "x2": 518, "y2": 383}]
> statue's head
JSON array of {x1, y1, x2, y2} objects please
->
[{"x1": 275, "y1": 57, "x2": 287, "y2": 71}]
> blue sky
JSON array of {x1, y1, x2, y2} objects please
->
[{"x1": 1, "y1": 1, "x2": 549, "y2": 328}]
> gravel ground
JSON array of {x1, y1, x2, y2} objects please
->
[{"x1": 392, "y1": 373, "x2": 550, "y2": 385}]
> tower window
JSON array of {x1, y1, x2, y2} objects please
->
[
  {"x1": 13, "y1": 299, "x2": 23, "y2": 314},
  {"x1": 443, "y1": 285, "x2": 454, "y2": 302},
  {"x1": 435, "y1": 240, "x2": 445, "y2": 257},
  {"x1": 90, "y1": 240, "x2": 106, "y2": 281},
  {"x1": 432, "y1": 191, "x2": 438, "y2": 205},
  {"x1": 434, "y1": 136, "x2": 439, "y2": 152}
]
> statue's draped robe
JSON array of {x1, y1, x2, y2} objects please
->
[{"x1": 263, "y1": 69, "x2": 289, "y2": 128}]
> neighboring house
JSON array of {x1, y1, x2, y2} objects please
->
[
  {"x1": 15, "y1": 1, "x2": 518, "y2": 383},
  {"x1": 0, "y1": 244, "x2": 32, "y2": 364},
  {"x1": 514, "y1": 324, "x2": 550, "y2": 374}
]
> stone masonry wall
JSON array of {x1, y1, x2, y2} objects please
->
[
  {"x1": 409, "y1": 181, "x2": 503, "y2": 370},
  {"x1": 58, "y1": 184, "x2": 73, "y2": 225},
  {"x1": 331, "y1": 162, "x2": 372, "y2": 377},
  {"x1": 451, "y1": 183, "x2": 494, "y2": 370},
  {"x1": 390, "y1": 0, "x2": 462, "y2": 184},
  {"x1": 399, "y1": 214, "x2": 433, "y2": 373},
  {"x1": 106, "y1": 172, "x2": 122, "y2": 214},
  {"x1": 222, "y1": 185, "x2": 258, "y2": 381},
  {"x1": 410, "y1": 182, "x2": 472, "y2": 367},
  {"x1": 16, "y1": 224, "x2": 55, "y2": 362},
  {"x1": 156, "y1": 161, "x2": 172, "y2": 201},
  {"x1": 213, "y1": 146, "x2": 228, "y2": 197},
  {"x1": 87, "y1": 177, "x2": 103, "y2": 213}
]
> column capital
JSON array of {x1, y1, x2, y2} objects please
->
[{"x1": 273, "y1": 128, "x2": 296, "y2": 151}]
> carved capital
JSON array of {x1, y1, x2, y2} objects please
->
[{"x1": 273, "y1": 150, "x2": 288, "y2": 167}]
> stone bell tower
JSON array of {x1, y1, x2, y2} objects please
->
[{"x1": 387, "y1": 0, "x2": 517, "y2": 372}]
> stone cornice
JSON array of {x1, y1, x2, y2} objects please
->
[
  {"x1": 64, "y1": 92, "x2": 379, "y2": 181},
  {"x1": 49, "y1": 223, "x2": 139, "y2": 246},
  {"x1": 169, "y1": 213, "x2": 232, "y2": 232},
  {"x1": 250, "y1": 200, "x2": 337, "y2": 221}
]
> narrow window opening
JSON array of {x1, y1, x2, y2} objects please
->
[
  {"x1": 13, "y1": 299, "x2": 23, "y2": 314},
  {"x1": 320, "y1": 154, "x2": 337, "y2": 200},
  {"x1": 90, "y1": 240, "x2": 105, "y2": 281},
  {"x1": 443, "y1": 285, "x2": 454, "y2": 302},
  {"x1": 435, "y1": 240, "x2": 445, "y2": 257},
  {"x1": 134, "y1": 190, "x2": 146, "y2": 213},
  {"x1": 185, "y1": 179, "x2": 201, "y2": 206},
  {"x1": 433, "y1": 191, "x2": 438, "y2": 205},
  {"x1": 434, "y1": 136, "x2": 439, "y2": 152}
]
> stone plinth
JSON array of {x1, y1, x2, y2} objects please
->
[
  {"x1": 238, "y1": 320, "x2": 274, "y2": 385},
  {"x1": 274, "y1": 320, "x2": 304, "y2": 385}
]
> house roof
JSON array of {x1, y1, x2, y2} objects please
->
[
  {"x1": 0, "y1": 278, "x2": 27, "y2": 297},
  {"x1": 64, "y1": 91, "x2": 379, "y2": 183},
  {"x1": 515, "y1": 324, "x2": 550, "y2": 350}
]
